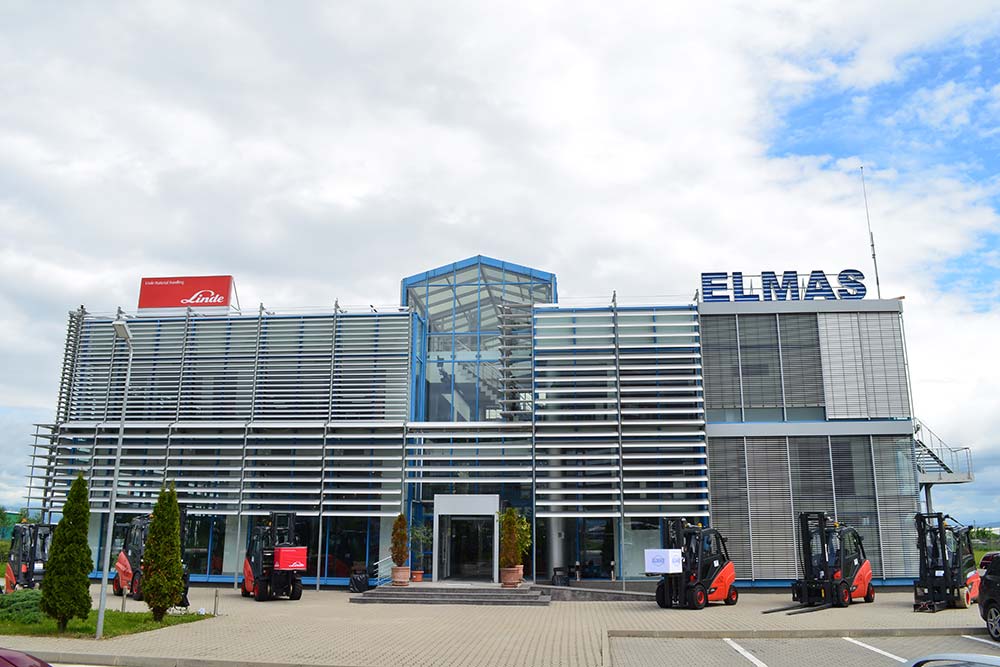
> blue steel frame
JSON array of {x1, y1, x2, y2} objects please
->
[{"x1": 400, "y1": 255, "x2": 556, "y2": 422}]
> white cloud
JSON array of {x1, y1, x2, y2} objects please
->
[{"x1": 0, "y1": 1, "x2": 998, "y2": 517}]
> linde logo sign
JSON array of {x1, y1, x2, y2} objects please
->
[
  {"x1": 138, "y1": 275, "x2": 233, "y2": 309},
  {"x1": 701, "y1": 269, "x2": 867, "y2": 302},
  {"x1": 180, "y1": 290, "x2": 227, "y2": 305}
]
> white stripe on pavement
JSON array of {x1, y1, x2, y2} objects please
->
[
  {"x1": 723, "y1": 638, "x2": 769, "y2": 667},
  {"x1": 962, "y1": 634, "x2": 1000, "y2": 650},
  {"x1": 842, "y1": 637, "x2": 906, "y2": 663}
]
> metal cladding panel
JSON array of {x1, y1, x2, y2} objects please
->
[
  {"x1": 859, "y1": 314, "x2": 911, "y2": 418},
  {"x1": 738, "y1": 315, "x2": 782, "y2": 408},
  {"x1": 830, "y1": 435, "x2": 883, "y2": 576},
  {"x1": 405, "y1": 423, "x2": 532, "y2": 484},
  {"x1": 701, "y1": 315, "x2": 740, "y2": 409},
  {"x1": 778, "y1": 314, "x2": 824, "y2": 408},
  {"x1": 872, "y1": 435, "x2": 919, "y2": 578},
  {"x1": 745, "y1": 437, "x2": 796, "y2": 579},
  {"x1": 818, "y1": 312, "x2": 910, "y2": 420},
  {"x1": 818, "y1": 314, "x2": 868, "y2": 418},
  {"x1": 706, "y1": 437, "x2": 752, "y2": 578},
  {"x1": 788, "y1": 436, "x2": 835, "y2": 578}
]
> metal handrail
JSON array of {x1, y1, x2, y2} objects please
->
[
  {"x1": 373, "y1": 556, "x2": 395, "y2": 587},
  {"x1": 914, "y1": 419, "x2": 973, "y2": 480}
]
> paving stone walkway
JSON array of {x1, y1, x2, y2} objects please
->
[{"x1": 0, "y1": 585, "x2": 987, "y2": 667}]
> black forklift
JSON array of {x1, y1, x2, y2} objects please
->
[
  {"x1": 765, "y1": 512, "x2": 874, "y2": 615},
  {"x1": 241, "y1": 512, "x2": 306, "y2": 602},
  {"x1": 3, "y1": 522, "x2": 54, "y2": 594},
  {"x1": 653, "y1": 519, "x2": 739, "y2": 609},
  {"x1": 913, "y1": 512, "x2": 980, "y2": 612},
  {"x1": 111, "y1": 513, "x2": 190, "y2": 607}
]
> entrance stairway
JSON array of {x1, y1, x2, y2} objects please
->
[{"x1": 350, "y1": 585, "x2": 551, "y2": 606}]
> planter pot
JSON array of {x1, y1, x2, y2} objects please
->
[
  {"x1": 500, "y1": 567, "x2": 521, "y2": 588},
  {"x1": 411, "y1": 570, "x2": 424, "y2": 582},
  {"x1": 391, "y1": 566, "x2": 411, "y2": 587},
  {"x1": 515, "y1": 564, "x2": 524, "y2": 582}
]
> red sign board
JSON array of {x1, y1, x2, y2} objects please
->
[{"x1": 138, "y1": 275, "x2": 233, "y2": 309}]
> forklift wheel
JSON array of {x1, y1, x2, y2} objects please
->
[
  {"x1": 241, "y1": 580, "x2": 251, "y2": 598},
  {"x1": 655, "y1": 581, "x2": 670, "y2": 609},
  {"x1": 864, "y1": 583, "x2": 875, "y2": 603},
  {"x1": 834, "y1": 581, "x2": 849, "y2": 608},
  {"x1": 290, "y1": 578, "x2": 303, "y2": 601},
  {"x1": 724, "y1": 585, "x2": 738, "y2": 606},
  {"x1": 956, "y1": 586, "x2": 971, "y2": 609},
  {"x1": 132, "y1": 576, "x2": 143, "y2": 602},
  {"x1": 688, "y1": 584, "x2": 707, "y2": 610},
  {"x1": 112, "y1": 575, "x2": 123, "y2": 597}
]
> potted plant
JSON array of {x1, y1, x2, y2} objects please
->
[
  {"x1": 390, "y1": 513, "x2": 409, "y2": 586},
  {"x1": 409, "y1": 524, "x2": 432, "y2": 582},
  {"x1": 515, "y1": 511, "x2": 531, "y2": 582},
  {"x1": 498, "y1": 508, "x2": 521, "y2": 588}
]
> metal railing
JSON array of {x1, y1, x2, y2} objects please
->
[
  {"x1": 914, "y1": 419, "x2": 973, "y2": 483},
  {"x1": 373, "y1": 556, "x2": 395, "y2": 587}
]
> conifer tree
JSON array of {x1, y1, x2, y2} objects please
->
[
  {"x1": 390, "y1": 513, "x2": 408, "y2": 566},
  {"x1": 40, "y1": 473, "x2": 92, "y2": 632},
  {"x1": 143, "y1": 483, "x2": 185, "y2": 621}
]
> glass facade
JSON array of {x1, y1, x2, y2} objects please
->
[
  {"x1": 36, "y1": 256, "x2": 932, "y2": 585},
  {"x1": 402, "y1": 257, "x2": 555, "y2": 421}
]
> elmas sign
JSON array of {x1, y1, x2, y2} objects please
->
[{"x1": 701, "y1": 270, "x2": 866, "y2": 302}]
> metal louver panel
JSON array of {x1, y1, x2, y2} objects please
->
[
  {"x1": 738, "y1": 315, "x2": 782, "y2": 408},
  {"x1": 707, "y1": 437, "x2": 752, "y2": 578},
  {"x1": 788, "y1": 436, "x2": 835, "y2": 578},
  {"x1": 701, "y1": 315, "x2": 740, "y2": 409},
  {"x1": 779, "y1": 314, "x2": 824, "y2": 408},
  {"x1": 323, "y1": 423, "x2": 405, "y2": 517},
  {"x1": 405, "y1": 422, "x2": 532, "y2": 484},
  {"x1": 830, "y1": 435, "x2": 882, "y2": 576},
  {"x1": 746, "y1": 437, "x2": 796, "y2": 579},
  {"x1": 818, "y1": 314, "x2": 868, "y2": 418},
  {"x1": 872, "y1": 435, "x2": 919, "y2": 578},
  {"x1": 859, "y1": 314, "x2": 911, "y2": 418}
]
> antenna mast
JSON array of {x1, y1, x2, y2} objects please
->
[{"x1": 860, "y1": 166, "x2": 882, "y2": 298}]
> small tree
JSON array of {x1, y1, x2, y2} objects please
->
[
  {"x1": 40, "y1": 473, "x2": 92, "y2": 632},
  {"x1": 499, "y1": 508, "x2": 520, "y2": 569},
  {"x1": 515, "y1": 512, "x2": 531, "y2": 565},
  {"x1": 409, "y1": 524, "x2": 433, "y2": 571},
  {"x1": 390, "y1": 513, "x2": 408, "y2": 567},
  {"x1": 142, "y1": 484, "x2": 185, "y2": 621}
]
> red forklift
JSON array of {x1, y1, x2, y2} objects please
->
[
  {"x1": 3, "y1": 523, "x2": 54, "y2": 594},
  {"x1": 240, "y1": 512, "x2": 306, "y2": 602},
  {"x1": 913, "y1": 512, "x2": 980, "y2": 612},
  {"x1": 654, "y1": 519, "x2": 739, "y2": 609},
  {"x1": 766, "y1": 512, "x2": 874, "y2": 615},
  {"x1": 111, "y1": 513, "x2": 190, "y2": 607}
]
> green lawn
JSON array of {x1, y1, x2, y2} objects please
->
[{"x1": 0, "y1": 609, "x2": 209, "y2": 639}]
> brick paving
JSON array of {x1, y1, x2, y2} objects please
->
[{"x1": 0, "y1": 585, "x2": 988, "y2": 667}]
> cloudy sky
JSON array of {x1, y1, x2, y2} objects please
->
[{"x1": 1, "y1": 2, "x2": 998, "y2": 523}]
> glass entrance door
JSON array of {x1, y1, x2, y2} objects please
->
[{"x1": 439, "y1": 516, "x2": 494, "y2": 580}]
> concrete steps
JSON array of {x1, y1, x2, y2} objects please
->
[{"x1": 350, "y1": 585, "x2": 551, "y2": 606}]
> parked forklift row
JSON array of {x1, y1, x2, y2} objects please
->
[{"x1": 0, "y1": 510, "x2": 987, "y2": 618}]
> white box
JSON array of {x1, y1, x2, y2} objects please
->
[{"x1": 644, "y1": 548, "x2": 683, "y2": 574}]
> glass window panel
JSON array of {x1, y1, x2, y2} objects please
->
[{"x1": 453, "y1": 361, "x2": 477, "y2": 421}]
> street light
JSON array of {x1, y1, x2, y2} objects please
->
[{"x1": 96, "y1": 317, "x2": 133, "y2": 639}]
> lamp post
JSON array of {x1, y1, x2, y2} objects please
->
[{"x1": 96, "y1": 317, "x2": 133, "y2": 639}]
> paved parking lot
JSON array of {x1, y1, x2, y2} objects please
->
[
  {"x1": 0, "y1": 585, "x2": 993, "y2": 667},
  {"x1": 612, "y1": 634, "x2": 1000, "y2": 667}
]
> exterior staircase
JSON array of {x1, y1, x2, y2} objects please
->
[
  {"x1": 914, "y1": 419, "x2": 973, "y2": 485},
  {"x1": 350, "y1": 585, "x2": 551, "y2": 606}
]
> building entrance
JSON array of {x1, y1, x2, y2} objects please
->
[
  {"x1": 431, "y1": 494, "x2": 499, "y2": 583},
  {"x1": 438, "y1": 516, "x2": 493, "y2": 580}
]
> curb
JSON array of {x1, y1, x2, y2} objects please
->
[
  {"x1": 25, "y1": 654, "x2": 368, "y2": 667},
  {"x1": 607, "y1": 626, "x2": 990, "y2": 640}
]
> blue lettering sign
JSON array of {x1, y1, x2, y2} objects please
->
[
  {"x1": 732, "y1": 271, "x2": 760, "y2": 302},
  {"x1": 701, "y1": 272, "x2": 729, "y2": 302},
  {"x1": 804, "y1": 270, "x2": 836, "y2": 300},
  {"x1": 761, "y1": 271, "x2": 800, "y2": 301},
  {"x1": 837, "y1": 269, "x2": 866, "y2": 300}
]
